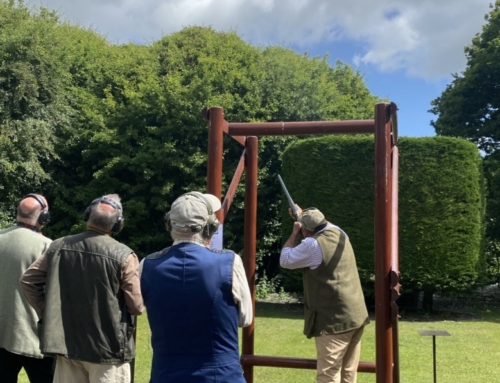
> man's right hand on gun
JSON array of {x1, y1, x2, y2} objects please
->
[{"x1": 288, "y1": 204, "x2": 303, "y2": 220}]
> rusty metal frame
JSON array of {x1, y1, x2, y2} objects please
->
[{"x1": 203, "y1": 103, "x2": 400, "y2": 383}]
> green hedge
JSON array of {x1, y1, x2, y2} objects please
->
[{"x1": 280, "y1": 135, "x2": 485, "y2": 296}]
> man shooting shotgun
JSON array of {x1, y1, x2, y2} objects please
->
[
  {"x1": 278, "y1": 176, "x2": 369, "y2": 383},
  {"x1": 278, "y1": 175, "x2": 300, "y2": 220}
]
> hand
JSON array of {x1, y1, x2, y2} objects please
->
[
  {"x1": 292, "y1": 221, "x2": 302, "y2": 234},
  {"x1": 282, "y1": 221, "x2": 303, "y2": 249},
  {"x1": 288, "y1": 204, "x2": 303, "y2": 220},
  {"x1": 295, "y1": 204, "x2": 303, "y2": 216}
]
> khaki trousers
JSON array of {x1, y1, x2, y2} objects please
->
[
  {"x1": 53, "y1": 356, "x2": 131, "y2": 383},
  {"x1": 315, "y1": 326, "x2": 364, "y2": 383}
]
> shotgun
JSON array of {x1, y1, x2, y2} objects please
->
[{"x1": 278, "y1": 175, "x2": 300, "y2": 220}]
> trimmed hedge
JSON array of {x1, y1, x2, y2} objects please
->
[
  {"x1": 280, "y1": 135, "x2": 485, "y2": 296},
  {"x1": 398, "y1": 137, "x2": 485, "y2": 293}
]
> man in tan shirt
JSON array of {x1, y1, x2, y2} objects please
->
[
  {"x1": 21, "y1": 194, "x2": 143, "y2": 383},
  {"x1": 0, "y1": 194, "x2": 53, "y2": 383}
]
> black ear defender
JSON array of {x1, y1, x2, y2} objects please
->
[
  {"x1": 18, "y1": 193, "x2": 51, "y2": 226},
  {"x1": 164, "y1": 211, "x2": 207, "y2": 233},
  {"x1": 83, "y1": 196, "x2": 124, "y2": 233},
  {"x1": 187, "y1": 192, "x2": 220, "y2": 239},
  {"x1": 164, "y1": 192, "x2": 220, "y2": 239},
  {"x1": 164, "y1": 211, "x2": 172, "y2": 232}
]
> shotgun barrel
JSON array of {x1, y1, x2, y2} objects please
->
[{"x1": 278, "y1": 175, "x2": 299, "y2": 220}]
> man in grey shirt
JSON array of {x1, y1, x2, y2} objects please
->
[{"x1": 0, "y1": 194, "x2": 53, "y2": 383}]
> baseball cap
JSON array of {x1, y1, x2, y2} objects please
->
[
  {"x1": 299, "y1": 208, "x2": 327, "y2": 232},
  {"x1": 169, "y1": 192, "x2": 221, "y2": 231}
]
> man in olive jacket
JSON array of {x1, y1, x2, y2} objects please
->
[
  {"x1": 280, "y1": 207, "x2": 369, "y2": 383},
  {"x1": 21, "y1": 194, "x2": 144, "y2": 383}
]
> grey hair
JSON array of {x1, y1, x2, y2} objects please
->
[
  {"x1": 170, "y1": 228, "x2": 206, "y2": 245},
  {"x1": 87, "y1": 194, "x2": 122, "y2": 231}
]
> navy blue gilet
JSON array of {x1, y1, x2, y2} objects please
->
[{"x1": 141, "y1": 243, "x2": 245, "y2": 383}]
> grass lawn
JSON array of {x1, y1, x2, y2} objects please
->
[{"x1": 19, "y1": 302, "x2": 500, "y2": 382}]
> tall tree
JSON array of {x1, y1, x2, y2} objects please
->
[
  {"x1": 430, "y1": 1, "x2": 500, "y2": 283},
  {"x1": 430, "y1": 1, "x2": 500, "y2": 154},
  {"x1": 0, "y1": 1, "x2": 75, "y2": 226},
  {"x1": 0, "y1": 1, "x2": 381, "y2": 268}
]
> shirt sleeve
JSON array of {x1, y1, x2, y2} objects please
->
[
  {"x1": 280, "y1": 237, "x2": 323, "y2": 270},
  {"x1": 231, "y1": 254, "x2": 253, "y2": 327},
  {"x1": 19, "y1": 253, "x2": 48, "y2": 319},
  {"x1": 121, "y1": 253, "x2": 145, "y2": 315}
]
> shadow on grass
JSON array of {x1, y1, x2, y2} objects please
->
[
  {"x1": 256, "y1": 300, "x2": 500, "y2": 324},
  {"x1": 398, "y1": 307, "x2": 500, "y2": 324},
  {"x1": 396, "y1": 287, "x2": 500, "y2": 324},
  {"x1": 256, "y1": 283, "x2": 500, "y2": 325},
  {"x1": 399, "y1": 309, "x2": 492, "y2": 322}
]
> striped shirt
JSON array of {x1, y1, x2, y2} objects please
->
[{"x1": 280, "y1": 224, "x2": 347, "y2": 270}]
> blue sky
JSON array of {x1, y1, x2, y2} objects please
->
[
  {"x1": 25, "y1": 0, "x2": 493, "y2": 138},
  {"x1": 296, "y1": 39, "x2": 451, "y2": 137}
]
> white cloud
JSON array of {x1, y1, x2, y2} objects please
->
[{"x1": 24, "y1": 0, "x2": 492, "y2": 79}]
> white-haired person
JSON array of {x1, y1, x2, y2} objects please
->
[
  {"x1": 140, "y1": 191, "x2": 252, "y2": 383},
  {"x1": 280, "y1": 206, "x2": 369, "y2": 383}
]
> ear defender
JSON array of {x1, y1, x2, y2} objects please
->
[
  {"x1": 164, "y1": 211, "x2": 172, "y2": 232},
  {"x1": 83, "y1": 197, "x2": 124, "y2": 233},
  {"x1": 19, "y1": 193, "x2": 51, "y2": 226},
  {"x1": 164, "y1": 192, "x2": 220, "y2": 238},
  {"x1": 203, "y1": 214, "x2": 220, "y2": 239}
]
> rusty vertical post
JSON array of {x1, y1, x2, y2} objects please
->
[
  {"x1": 374, "y1": 103, "x2": 393, "y2": 383},
  {"x1": 207, "y1": 107, "x2": 224, "y2": 212},
  {"x1": 242, "y1": 136, "x2": 258, "y2": 383},
  {"x1": 391, "y1": 145, "x2": 400, "y2": 383}
]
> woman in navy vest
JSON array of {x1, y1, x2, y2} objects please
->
[{"x1": 140, "y1": 192, "x2": 252, "y2": 383}]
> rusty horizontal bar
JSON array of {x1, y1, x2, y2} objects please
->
[
  {"x1": 221, "y1": 119, "x2": 246, "y2": 146},
  {"x1": 240, "y1": 355, "x2": 376, "y2": 373},
  {"x1": 228, "y1": 120, "x2": 375, "y2": 136}
]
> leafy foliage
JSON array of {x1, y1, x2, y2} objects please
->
[
  {"x1": 0, "y1": 0, "x2": 489, "y2": 300},
  {"x1": 0, "y1": 2, "x2": 377, "y2": 271},
  {"x1": 0, "y1": 1, "x2": 73, "y2": 210},
  {"x1": 430, "y1": 1, "x2": 500, "y2": 154}
]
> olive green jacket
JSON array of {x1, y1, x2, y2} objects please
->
[
  {"x1": 40, "y1": 230, "x2": 135, "y2": 364},
  {"x1": 303, "y1": 227, "x2": 369, "y2": 338}
]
